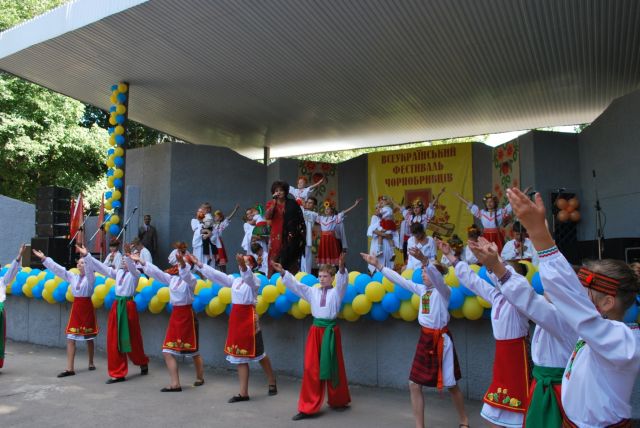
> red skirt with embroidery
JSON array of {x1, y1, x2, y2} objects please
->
[
  {"x1": 66, "y1": 297, "x2": 99, "y2": 337},
  {"x1": 409, "y1": 326, "x2": 461, "y2": 388},
  {"x1": 483, "y1": 336, "x2": 531, "y2": 413},
  {"x1": 482, "y1": 228, "x2": 505, "y2": 253},
  {"x1": 163, "y1": 305, "x2": 198, "y2": 353},
  {"x1": 318, "y1": 231, "x2": 341, "y2": 264},
  {"x1": 225, "y1": 304, "x2": 257, "y2": 358},
  {"x1": 216, "y1": 238, "x2": 228, "y2": 265}
]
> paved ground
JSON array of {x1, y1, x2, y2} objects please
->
[{"x1": 0, "y1": 340, "x2": 487, "y2": 428}]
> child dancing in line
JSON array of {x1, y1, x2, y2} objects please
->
[{"x1": 316, "y1": 198, "x2": 361, "y2": 265}]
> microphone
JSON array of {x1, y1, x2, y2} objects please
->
[
  {"x1": 272, "y1": 194, "x2": 278, "y2": 199},
  {"x1": 131, "y1": 207, "x2": 138, "y2": 214}
]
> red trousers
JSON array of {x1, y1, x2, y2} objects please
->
[
  {"x1": 298, "y1": 325, "x2": 351, "y2": 414},
  {"x1": 107, "y1": 300, "x2": 149, "y2": 378}
]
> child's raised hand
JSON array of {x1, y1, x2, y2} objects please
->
[
  {"x1": 236, "y1": 253, "x2": 247, "y2": 271},
  {"x1": 506, "y1": 187, "x2": 546, "y2": 233},
  {"x1": 468, "y1": 239, "x2": 500, "y2": 270},
  {"x1": 408, "y1": 247, "x2": 428, "y2": 264},
  {"x1": 359, "y1": 252, "x2": 378, "y2": 266},
  {"x1": 435, "y1": 238, "x2": 451, "y2": 255},
  {"x1": 75, "y1": 244, "x2": 88, "y2": 257},
  {"x1": 270, "y1": 261, "x2": 284, "y2": 274},
  {"x1": 129, "y1": 253, "x2": 143, "y2": 264},
  {"x1": 17, "y1": 243, "x2": 25, "y2": 260},
  {"x1": 338, "y1": 252, "x2": 346, "y2": 273},
  {"x1": 32, "y1": 249, "x2": 46, "y2": 261}
]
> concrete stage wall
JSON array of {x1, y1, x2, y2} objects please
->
[{"x1": 0, "y1": 195, "x2": 34, "y2": 264}]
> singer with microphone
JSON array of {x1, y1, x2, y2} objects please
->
[{"x1": 265, "y1": 181, "x2": 306, "y2": 277}]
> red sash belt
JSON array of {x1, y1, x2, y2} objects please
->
[
  {"x1": 421, "y1": 326, "x2": 449, "y2": 390},
  {"x1": 225, "y1": 304, "x2": 257, "y2": 358},
  {"x1": 483, "y1": 336, "x2": 531, "y2": 413},
  {"x1": 66, "y1": 297, "x2": 98, "y2": 336}
]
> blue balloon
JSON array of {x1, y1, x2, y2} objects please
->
[
  {"x1": 256, "y1": 274, "x2": 269, "y2": 288},
  {"x1": 53, "y1": 287, "x2": 65, "y2": 302},
  {"x1": 459, "y1": 283, "x2": 475, "y2": 296},
  {"x1": 372, "y1": 271, "x2": 383, "y2": 283},
  {"x1": 32, "y1": 283, "x2": 44, "y2": 300},
  {"x1": 109, "y1": 105, "x2": 116, "y2": 112},
  {"x1": 44, "y1": 270, "x2": 55, "y2": 281},
  {"x1": 115, "y1": 135, "x2": 125, "y2": 145},
  {"x1": 14, "y1": 271, "x2": 28, "y2": 287},
  {"x1": 166, "y1": 303, "x2": 173, "y2": 314},
  {"x1": 381, "y1": 293, "x2": 401, "y2": 313},
  {"x1": 94, "y1": 275, "x2": 106, "y2": 285},
  {"x1": 267, "y1": 304, "x2": 283, "y2": 319},
  {"x1": 478, "y1": 266, "x2": 494, "y2": 286},
  {"x1": 115, "y1": 114, "x2": 126, "y2": 124},
  {"x1": 370, "y1": 302, "x2": 389, "y2": 321},
  {"x1": 301, "y1": 274, "x2": 318, "y2": 287},
  {"x1": 275, "y1": 295, "x2": 292, "y2": 313},
  {"x1": 225, "y1": 304, "x2": 232, "y2": 315},
  {"x1": 210, "y1": 283, "x2": 221, "y2": 297},
  {"x1": 114, "y1": 178, "x2": 123, "y2": 189},
  {"x1": 343, "y1": 285, "x2": 358, "y2": 304},
  {"x1": 108, "y1": 127, "x2": 114, "y2": 135},
  {"x1": 109, "y1": 224, "x2": 121, "y2": 235},
  {"x1": 284, "y1": 288, "x2": 299, "y2": 303},
  {"x1": 531, "y1": 272, "x2": 544, "y2": 295},
  {"x1": 117, "y1": 93, "x2": 127, "y2": 103},
  {"x1": 134, "y1": 294, "x2": 148, "y2": 312},
  {"x1": 448, "y1": 287, "x2": 464, "y2": 310},
  {"x1": 140, "y1": 285, "x2": 154, "y2": 301},
  {"x1": 106, "y1": 169, "x2": 114, "y2": 177},
  {"x1": 104, "y1": 293, "x2": 115, "y2": 310},
  {"x1": 152, "y1": 282, "x2": 164, "y2": 293},
  {"x1": 110, "y1": 84, "x2": 118, "y2": 91},
  {"x1": 192, "y1": 298, "x2": 206, "y2": 313},
  {"x1": 114, "y1": 157, "x2": 124, "y2": 167},
  {"x1": 269, "y1": 272, "x2": 281, "y2": 285},
  {"x1": 0, "y1": 267, "x2": 6, "y2": 278},
  {"x1": 231, "y1": 273, "x2": 241, "y2": 279},
  {"x1": 394, "y1": 284, "x2": 412, "y2": 301},
  {"x1": 412, "y1": 268, "x2": 423, "y2": 284},
  {"x1": 354, "y1": 273, "x2": 371, "y2": 294},
  {"x1": 107, "y1": 148, "x2": 115, "y2": 156},
  {"x1": 112, "y1": 200, "x2": 122, "y2": 209},
  {"x1": 623, "y1": 304, "x2": 638, "y2": 323},
  {"x1": 198, "y1": 288, "x2": 214, "y2": 303}
]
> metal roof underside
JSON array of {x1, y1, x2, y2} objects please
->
[{"x1": 1, "y1": 0, "x2": 640, "y2": 159}]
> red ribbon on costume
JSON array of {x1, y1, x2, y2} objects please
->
[{"x1": 421, "y1": 326, "x2": 449, "y2": 390}]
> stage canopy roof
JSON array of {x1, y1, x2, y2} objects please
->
[{"x1": 1, "y1": 0, "x2": 639, "y2": 159}]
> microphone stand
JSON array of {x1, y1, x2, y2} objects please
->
[
  {"x1": 593, "y1": 171, "x2": 604, "y2": 260},
  {"x1": 117, "y1": 208, "x2": 138, "y2": 243},
  {"x1": 88, "y1": 216, "x2": 111, "y2": 259}
]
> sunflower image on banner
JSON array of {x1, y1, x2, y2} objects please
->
[{"x1": 492, "y1": 141, "x2": 521, "y2": 239}]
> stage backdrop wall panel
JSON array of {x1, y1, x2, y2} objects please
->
[
  {"x1": 337, "y1": 154, "x2": 369, "y2": 271},
  {"x1": 578, "y1": 90, "x2": 640, "y2": 242},
  {"x1": 0, "y1": 195, "x2": 35, "y2": 265},
  {"x1": 471, "y1": 143, "x2": 494, "y2": 209}
]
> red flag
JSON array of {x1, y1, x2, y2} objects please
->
[
  {"x1": 94, "y1": 193, "x2": 105, "y2": 254},
  {"x1": 69, "y1": 193, "x2": 85, "y2": 246}
]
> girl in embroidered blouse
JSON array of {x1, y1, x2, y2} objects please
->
[
  {"x1": 315, "y1": 198, "x2": 362, "y2": 265},
  {"x1": 506, "y1": 187, "x2": 640, "y2": 428}
]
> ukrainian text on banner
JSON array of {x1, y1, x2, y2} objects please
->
[{"x1": 367, "y1": 143, "x2": 475, "y2": 253}]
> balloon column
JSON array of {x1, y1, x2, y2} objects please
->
[
  {"x1": 1, "y1": 262, "x2": 572, "y2": 324},
  {"x1": 555, "y1": 195, "x2": 581, "y2": 223},
  {"x1": 102, "y1": 82, "x2": 129, "y2": 238}
]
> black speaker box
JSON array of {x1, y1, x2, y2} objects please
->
[
  {"x1": 36, "y1": 224, "x2": 69, "y2": 237},
  {"x1": 37, "y1": 186, "x2": 71, "y2": 200},
  {"x1": 36, "y1": 198, "x2": 70, "y2": 212},
  {"x1": 36, "y1": 211, "x2": 70, "y2": 224},
  {"x1": 30, "y1": 237, "x2": 72, "y2": 269}
]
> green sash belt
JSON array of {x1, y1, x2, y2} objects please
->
[
  {"x1": 115, "y1": 296, "x2": 132, "y2": 353},
  {"x1": 313, "y1": 318, "x2": 338, "y2": 388},
  {"x1": 0, "y1": 302, "x2": 4, "y2": 359},
  {"x1": 526, "y1": 365, "x2": 565, "y2": 428}
]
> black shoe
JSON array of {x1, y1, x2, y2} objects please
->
[
  {"x1": 88, "y1": 365, "x2": 96, "y2": 371},
  {"x1": 268, "y1": 384, "x2": 278, "y2": 396},
  {"x1": 106, "y1": 377, "x2": 126, "y2": 384},
  {"x1": 160, "y1": 386, "x2": 182, "y2": 392},
  {"x1": 140, "y1": 365, "x2": 149, "y2": 375},
  {"x1": 228, "y1": 394, "x2": 250, "y2": 403},
  {"x1": 193, "y1": 379, "x2": 205, "y2": 387},
  {"x1": 292, "y1": 412, "x2": 312, "y2": 421},
  {"x1": 332, "y1": 405, "x2": 350, "y2": 412},
  {"x1": 57, "y1": 370, "x2": 75, "y2": 378}
]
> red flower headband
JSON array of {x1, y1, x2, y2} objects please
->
[{"x1": 578, "y1": 268, "x2": 619, "y2": 297}]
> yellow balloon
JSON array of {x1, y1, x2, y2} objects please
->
[
  {"x1": 114, "y1": 147, "x2": 124, "y2": 157},
  {"x1": 105, "y1": 278, "x2": 115, "y2": 288},
  {"x1": 382, "y1": 276, "x2": 395, "y2": 292},
  {"x1": 256, "y1": 295, "x2": 269, "y2": 315},
  {"x1": 477, "y1": 296, "x2": 492, "y2": 308},
  {"x1": 42, "y1": 288, "x2": 53, "y2": 303},
  {"x1": 450, "y1": 308, "x2": 464, "y2": 319},
  {"x1": 108, "y1": 115, "x2": 117, "y2": 126},
  {"x1": 157, "y1": 287, "x2": 170, "y2": 303},
  {"x1": 117, "y1": 82, "x2": 128, "y2": 93},
  {"x1": 113, "y1": 168, "x2": 124, "y2": 178},
  {"x1": 109, "y1": 134, "x2": 116, "y2": 146},
  {"x1": 37, "y1": 271, "x2": 47, "y2": 280},
  {"x1": 91, "y1": 294, "x2": 104, "y2": 308},
  {"x1": 332, "y1": 277, "x2": 337, "y2": 287},
  {"x1": 298, "y1": 299, "x2": 311, "y2": 315},
  {"x1": 348, "y1": 271, "x2": 360, "y2": 284},
  {"x1": 114, "y1": 125, "x2": 125, "y2": 135},
  {"x1": 462, "y1": 296, "x2": 483, "y2": 320},
  {"x1": 342, "y1": 304, "x2": 360, "y2": 322},
  {"x1": 23, "y1": 283, "x2": 34, "y2": 298},
  {"x1": 399, "y1": 300, "x2": 418, "y2": 321},
  {"x1": 217, "y1": 287, "x2": 231, "y2": 304},
  {"x1": 115, "y1": 104, "x2": 127, "y2": 115},
  {"x1": 352, "y1": 294, "x2": 372, "y2": 315},
  {"x1": 22, "y1": 267, "x2": 32, "y2": 273},
  {"x1": 289, "y1": 302, "x2": 306, "y2": 319},
  {"x1": 148, "y1": 296, "x2": 165, "y2": 314},
  {"x1": 276, "y1": 277, "x2": 286, "y2": 294},
  {"x1": 94, "y1": 284, "x2": 108, "y2": 299},
  {"x1": 294, "y1": 272, "x2": 305, "y2": 281},
  {"x1": 519, "y1": 260, "x2": 536, "y2": 283},
  {"x1": 44, "y1": 279, "x2": 57, "y2": 293},
  {"x1": 194, "y1": 280, "x2": 208, "y2": 295},
  {"x1": 109, "y1": 215, "x2": 120, "y2": 225},
  {"x1": 469, "y1": 264, "x2": 481, "y2": 273},
  {"x1": 207, "y1": 297, "x2": 226, "y2": 316},
  {"x1": 54, "y1": 276, "x2": 63, "y2": 284},
  {"x1": 364, "y1": 281, "x2": 385, "y2": 302},
  {"x1": 444, "y1": 266, "x2": 459, "y2": 287},
  {"x1": 112, "y1": 190, "x2": 122, "y2": 201},
  {"x1": 401, "y1": 269, "x2": 414, "y2": 280},
  {"x1": 26, "y1": 275, "x2": 39, "y2": 288},
  {"x1": 110, "y1": 94, "x2": 118, "y2": 104},
  {"x1": 262, "y1": 285, "x2": 278, "y2": 303},
  {"x1": 411, "y1": 293, "x2": 420, "y2": 310}
]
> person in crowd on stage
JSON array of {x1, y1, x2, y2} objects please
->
[
  {"x1": 442, "y1": 238, "x2": 531, "y2": 427},
  {"x1": 301, "y1": 197, "x2": 319, "y2": 273},
  {"x1": 366, "y1": 205, "x2": 393, "y2": 273},
  {"x1": 335, "y1": 213, "x2": 348, "y2": 254},
  {"x1": 265, "y1": 181, "x2": 307, "y2": 276},
  {"x1": 138, "y1": 214, "x2": 158, "y2": 259},
  {"x1": 405, "y1": 223, "x2": 436, "y2": 270},
  {"x1": 469, "y1": 236, "x2": 576, "y2": 427},
  {"x1": 462, "y1": 225, "x2": 481, "y2": 265},
  {"x1": 103, "y1": 239, "x2": 122, "y2": 270},
  {"x1": 211, "y1": 204, "x2": 240, "y2": 273},
  {"x1": 250, "y1": 243, "x2": 268, "y2": 276},
  {"x1": 0, "y1": 244, "x2": 24, "y2": 370},
  {"x1": 191, "y1": 206, "x2": 206, "y2": 264},
  {"x1": 439, "y1": 234, "x2": 463, "y2": 268},
  {"x1": 166, "y1": 241, "x2": 189, "y2": 274},
  {"x1": 375, "y1": 196, "x2": 398, "y2": 256},
  {"x1": 187, "y1": 254, "x2": 277, "y2": 402},
  {"x1": 316, "y1": 198, "x2": 362, "y2": 266},
  {"x1": 501, "y1": 222, "x2": 539, "y2": 265},
  {"x1": 456, "y1": 190, "x2": 526, "y2": 253},
  {"x1": 131, "y1": 237, "x2": 152, "y2": 265},
  {"x1": 200, "y1": 202, "x2": 218, "y2": 267},
  {"x1": 273, "y1": 253, "x2": 351, "y2": 421},
  {"x1": 507, "y1": 187, "x2": 640, "y2": 428},
  {"x1": 393, "y1": 189, "x2": 443, "y2": 262},
  {"x1": 79, "y1": 245, "x2": 149, "y2": 384},
  {"x1": 130, "y1": 251, "x2": 204, "y2": 392},
  {"x1": 33, "y1": 245, "x2": 99, "y2": 377},
  {"x1": 289, "y1": 176, "x2": 325, "y2": 205},
  {"x1": 360, "y1": 250, "x2": 469, "y2": 428}
]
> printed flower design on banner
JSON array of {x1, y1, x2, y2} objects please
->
[
  {"x1": 304, "y1": 161, "x2": 316, "y2": 171},
  {"x1": 501, "y1": 161, "x2": 511, "y2": 175},
  {"x1": 496, "y1": 147, "x2": 504, "y2": 161},
  {"x1": 506, "y1": 143, "x2": 514, "y2": 157}
]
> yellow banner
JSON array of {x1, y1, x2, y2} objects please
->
[{"x1": 367, "y1": 143, "x2": 475, "y2": 258}]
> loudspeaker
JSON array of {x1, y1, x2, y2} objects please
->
[
  {"x1": 30, "y1": 237, "x2": 72, "y2": 269},
  {"x1": 36, "y1": 224, "x2": 69, "y2": 237},
  {"x1": 36, "y1": 211, "x2": 70, "y2": 224},
  {"x1": 37, "y1": 186, "x2": 71, "y2": 200},
  {"x1": 36, "y1": 198, "x2": 70, "y2": 212}
]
